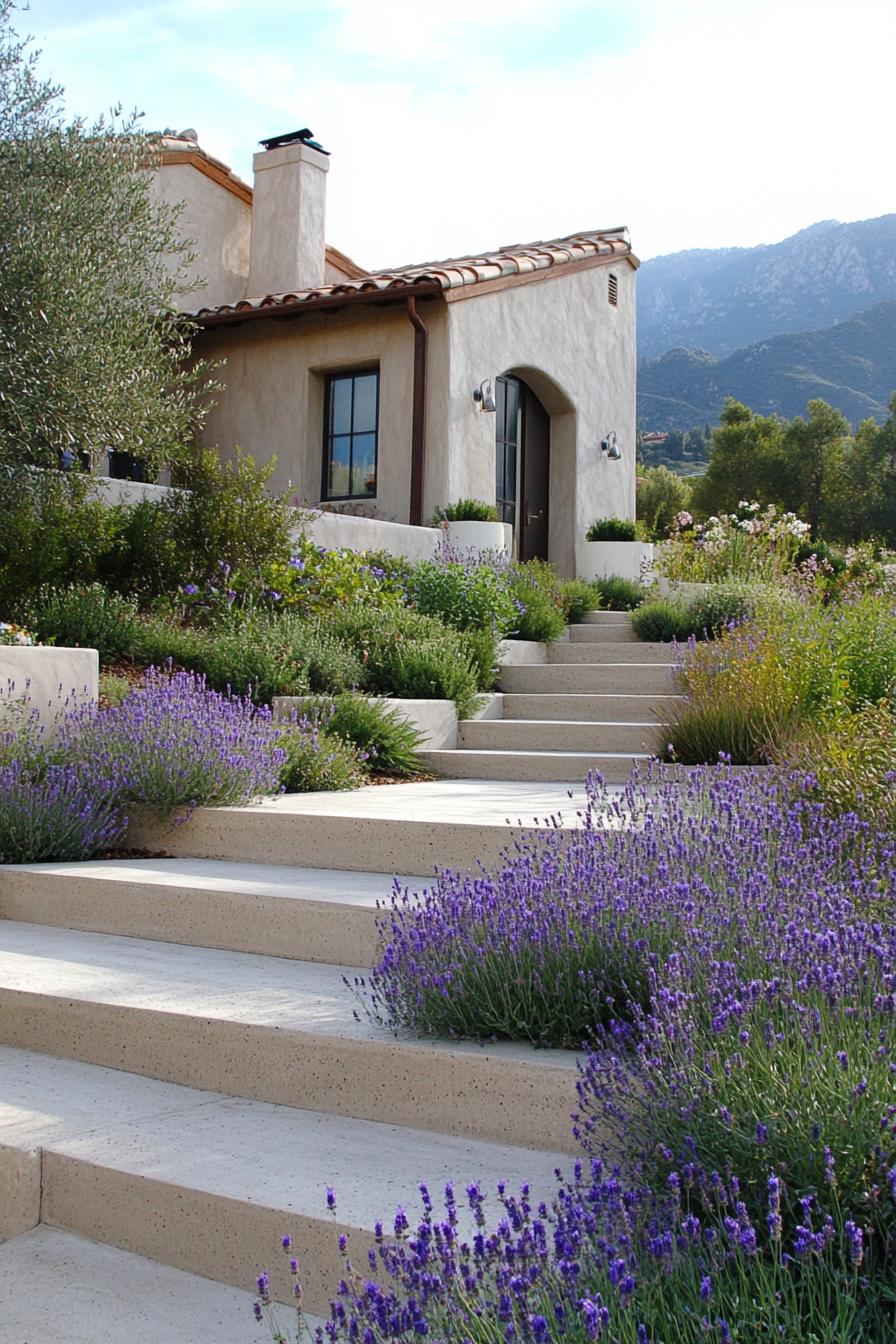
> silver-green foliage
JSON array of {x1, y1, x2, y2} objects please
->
[{"x1": 0, "y1": 3, "x2": 212, "y2": 472}]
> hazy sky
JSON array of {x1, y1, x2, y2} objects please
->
[{"x1": 17, "y1": 0, "x2": 896, "y2": 270}]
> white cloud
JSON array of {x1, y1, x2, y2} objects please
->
[{"x1": 24, "y1": 0, "x2": 896, "y2": 266}]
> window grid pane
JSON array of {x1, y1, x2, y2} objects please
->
[{"x1": 323, "y1": 371, "x2": 379, "y2": 501}]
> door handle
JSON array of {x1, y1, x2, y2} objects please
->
[{"x1": 527, "y1": 511, "x2": 543, "y2": 524}]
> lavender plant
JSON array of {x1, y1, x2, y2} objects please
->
[
  {"x1": 0, "y1": 759, "x2": 125, "y2": 861},
  {"x1": 63, "y1": 667, "x2": 285, "y2": 822},
  {"x1": 256, "y1": 1165, "x2": 884, "y2": 1342}
]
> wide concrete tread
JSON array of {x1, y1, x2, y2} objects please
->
[
  {"x1": 0, "y1": 920, "x2": 579, "y2": 1152},
  {"x1": 500, "y1": 692, "x2": 682, "y2": 723},
  {"x1": 548, "y1": 641, "x2": 677, "y2": 664},
  {"x1": 581, "y1": 611, "x2": 632, "y2": 625},
  {"x1": 567, "y1": 623, "x2": 636, "y2": 643},
  {"x1": 124, "y1": 780, "x2": 600, "y2": 875},
  {"x1": 458, "y1": 719, "x2": 665, "y2": 754},
  {"x1": 0, "y1": 1225, "x2": 284, "y2": 1344},
  {"x1": 0, "y1": 859, "x2": 402, "y2": 966},
  {"x1": 0, "y1": 1046, "x2": 571, "y2": 1314},
  {"x1": 499, "y1": 663, "x2": 680, "y2": 695}
]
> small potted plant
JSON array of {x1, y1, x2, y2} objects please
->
[
  {"x1": 432, "y1": 499, "x2": 509, "y2": 553},
  {"x1": 578, "y1": 517, "x2": 654, "y2": 582}
]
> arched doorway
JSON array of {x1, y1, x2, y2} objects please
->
[{"x1": 495, "y1": 374, "x2": 551, "y2": 562}]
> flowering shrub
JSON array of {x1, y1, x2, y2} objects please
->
[
  {"x1": 0, "y1": 759, "x2": 125, "y2": 862},
  {"x1": 410, "y1": 551, "x2": 519, "y2": 636},
  {"x1": 657, "y1": 502, "x2": 810, "y2": 583},
  {"x1": 63, "y1": 668, "x2": 285, "y2": 822},
  {"x1": 0, "y1": 621, "x2": 34, "y2": 646},
  {"x1": 276, "y1": 714, "x2": 366, "y2": 793},
  {"x1": 257, "y1": 1166, "x2": 883, "y2": 1343},
  {"x1": 25, "y1": 583, "x2": 141, "y2": 662}
]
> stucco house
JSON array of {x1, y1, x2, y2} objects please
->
[{"x1": 154, "y1": 128, "x2": 638, "y2": 575}]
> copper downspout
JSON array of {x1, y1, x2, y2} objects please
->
[{"x1": 406, "y1": 295, "x2": 428, "y2": 527}]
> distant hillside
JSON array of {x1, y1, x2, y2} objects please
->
[
  {"x1": 637, "y1": 301, "x2": 896, "y2": 432},
  {"x1": 638, "y1": 215, "x2": 896, "y2": 359}
]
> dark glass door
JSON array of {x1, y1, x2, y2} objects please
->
[{"x1": 496, "y1": 375, "x2": 550, "y2": 561}]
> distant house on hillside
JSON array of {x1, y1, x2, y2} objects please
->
[{"x1": 153, "y1": 129, "x2": 638, "y2": 574}]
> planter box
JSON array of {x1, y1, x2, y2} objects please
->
[
  {"x1": 443, "y1": 520, "x2": 511, "y2": 554},
  {"x1": 577, "y1": 540, "x2": 654, "y2": 583},
  {"x1": 0, "y1": 646, "x2": 98, "y2": 737},
  {"x1": 272, "y1": 693, "x2": 503, "y2": 752}
]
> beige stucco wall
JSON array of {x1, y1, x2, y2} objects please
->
[
  {"x1": 196, "y1": 300, "x2": 447, "y2": 523},
  {"x1": 193, "y1": 261, "x2": 636, "y2": 572},
  {"x1": 151, "y1": 163, "x2": 251, "y2": 311},
  {"x1": 440, "y1": 262, "x2": 637, "y2": 576}
]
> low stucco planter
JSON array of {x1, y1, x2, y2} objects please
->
[
  {"x1": 498, "y1": 639, "x2": 548, "y2": 665},
  {"x1": 577, "y1": 540, "x2": 654, "y2": 583},
  {"x1": 0, "y1": 646, "x2": 98, "y2": 736},
  {"x1": 443, "y1": 520, "x2": 511, "y2": 554},
  {"x1": 272, "y1": 693, "x2": 503, "y2": 751}
]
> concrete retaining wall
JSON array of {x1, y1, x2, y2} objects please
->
[{"x1": 0, "y1": 647, "x2": 99, "y2": 736}]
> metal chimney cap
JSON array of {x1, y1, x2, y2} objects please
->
[{"x1": 259, "y1": 129, "x2": 329, "y2": 155}]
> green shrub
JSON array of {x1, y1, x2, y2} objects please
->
[
  {"x1": 559, "y1": 579, "x2": 600, "y2": 624},
  {"x1": 374, "y1": 640, "x2": 481, "y2": 720},
  {"x1": 462, "y1": 625, "x2": 500, "y2": 690},
  {"x1": 432, "y1": 498, "x2": 500, "y2": 523},
  {"x1": 589, "y1": 575, "x2": 644, "y2": 610},
  {"x1": 0, "y1": 466, "x2": 122, "y2": 614},
  {"x1": 276, "y1": 720, "x2": 366, "y2": 792},
  {"x1": 780, "y1": 701, "x2": 896, "y2": 829},
  {"x1": 410, "y1": 558, "x2": 517, "y2": 634},
  {"x1": 26, "y1": 583, "x2": 142, "y2": 663},
  {"x1": 687, "y1": 581, "x2": 765, "y2": 637},
  {"x1": 512, "y1": 587, "x2": 567, "y2": 642},
  {"x1": 98, "y1": 673, "x2": 132, "y2": 707},
  {"x1": 636, "y1": 465, "x2": 692, "y2": 539},
  {"x1": 133, "y1": 614, "x2": 298, "y2": 705},
  {"x1": 585, "y1": 516, "x2": 637, "y2": 541},
  {"x1": 278, "y1": 618, "x2": 365, "y2": 695},
  {"x1": 305, "y1": 695, "x2": 424, "y2": 777},
  {"x1": 631, "y1": 598, "x2": 694, "y2": 643}
]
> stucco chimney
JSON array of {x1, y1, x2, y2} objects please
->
[{"x1": 248, "y1": 132, "x2": 329, "y2": 296}]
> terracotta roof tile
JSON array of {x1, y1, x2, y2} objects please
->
[{"x1": 188, "y1": 228, "x2": 634, "y2": 324}]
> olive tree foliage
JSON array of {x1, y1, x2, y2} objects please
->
[
  {"x1": 0, "y1": 2, "x2": 211, "y2": 474},
  {"x1": 636, "y1": 465, "x2": 692, "y2": 539}
]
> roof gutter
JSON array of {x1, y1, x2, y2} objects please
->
[{"x1": 406, "y1": 295, "x2": 428, "y2": 527}]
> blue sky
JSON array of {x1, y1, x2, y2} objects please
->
[{"x1": 17, "y1": 0, "x2": 896, "y2": 269}]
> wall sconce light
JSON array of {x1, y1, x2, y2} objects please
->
[
  {"x1": 473, "y1": 379, "x2": 497, "y2": 413},
  {"x1": 600, "y1": 431, "x2": 622, "y2": 461}
]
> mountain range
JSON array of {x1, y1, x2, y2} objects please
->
[
  {"x1": 636, "y1": 215, "x2": 896, "y2": 437},
  {"x1": 638, "y1": 215, "x2": 896, "y2": 360}
]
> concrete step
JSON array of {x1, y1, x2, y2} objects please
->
[
  {"x1": 418, "y1": 748, "x2": 650, "y2": 783},
  {"x1": 501, "y1": 692, "x2": 682, "y2": 723},
  {"x1": 548, "y1": 641, "x2": 675, "y2": 665},
  {"x1": 0, "y1": 859, "x2": 394, "y2": 967},
  {"x1": 0, "y1": 1226, "x2": 287, "y2": 1344},
  {"x1": 581, "y1": 611, "x2": 632, "y2": 625},
  {"x1": 567, "y1": 623, "x2": 636, "y2": 643},
  {"x1": 125, "y1": 781, "x2": 595, "y2": 875},
  {"x1": 499, "y1": 663, "x2": 680, "y2": 696},
  {"x1": 458, "y1": 718, "x2": 665, "y2": 754},
  {"x1": 0, "y1": 1046, "x2": 570, "y2": 1316},
  {"x1": 0, "y1": 921, "x2": 579, "y2": 1153}
]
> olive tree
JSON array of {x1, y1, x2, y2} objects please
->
[{"x1": 0, "y1": 2, "x2": 211, "y2": 475}]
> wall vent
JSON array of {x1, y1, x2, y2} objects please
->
[{"x1": 608, "y1": 273, "x2": 618, "y2": 306}]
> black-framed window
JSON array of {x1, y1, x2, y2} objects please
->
[{"x1": 322, "y1": 369, "x2": 379, "y2": 500}]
